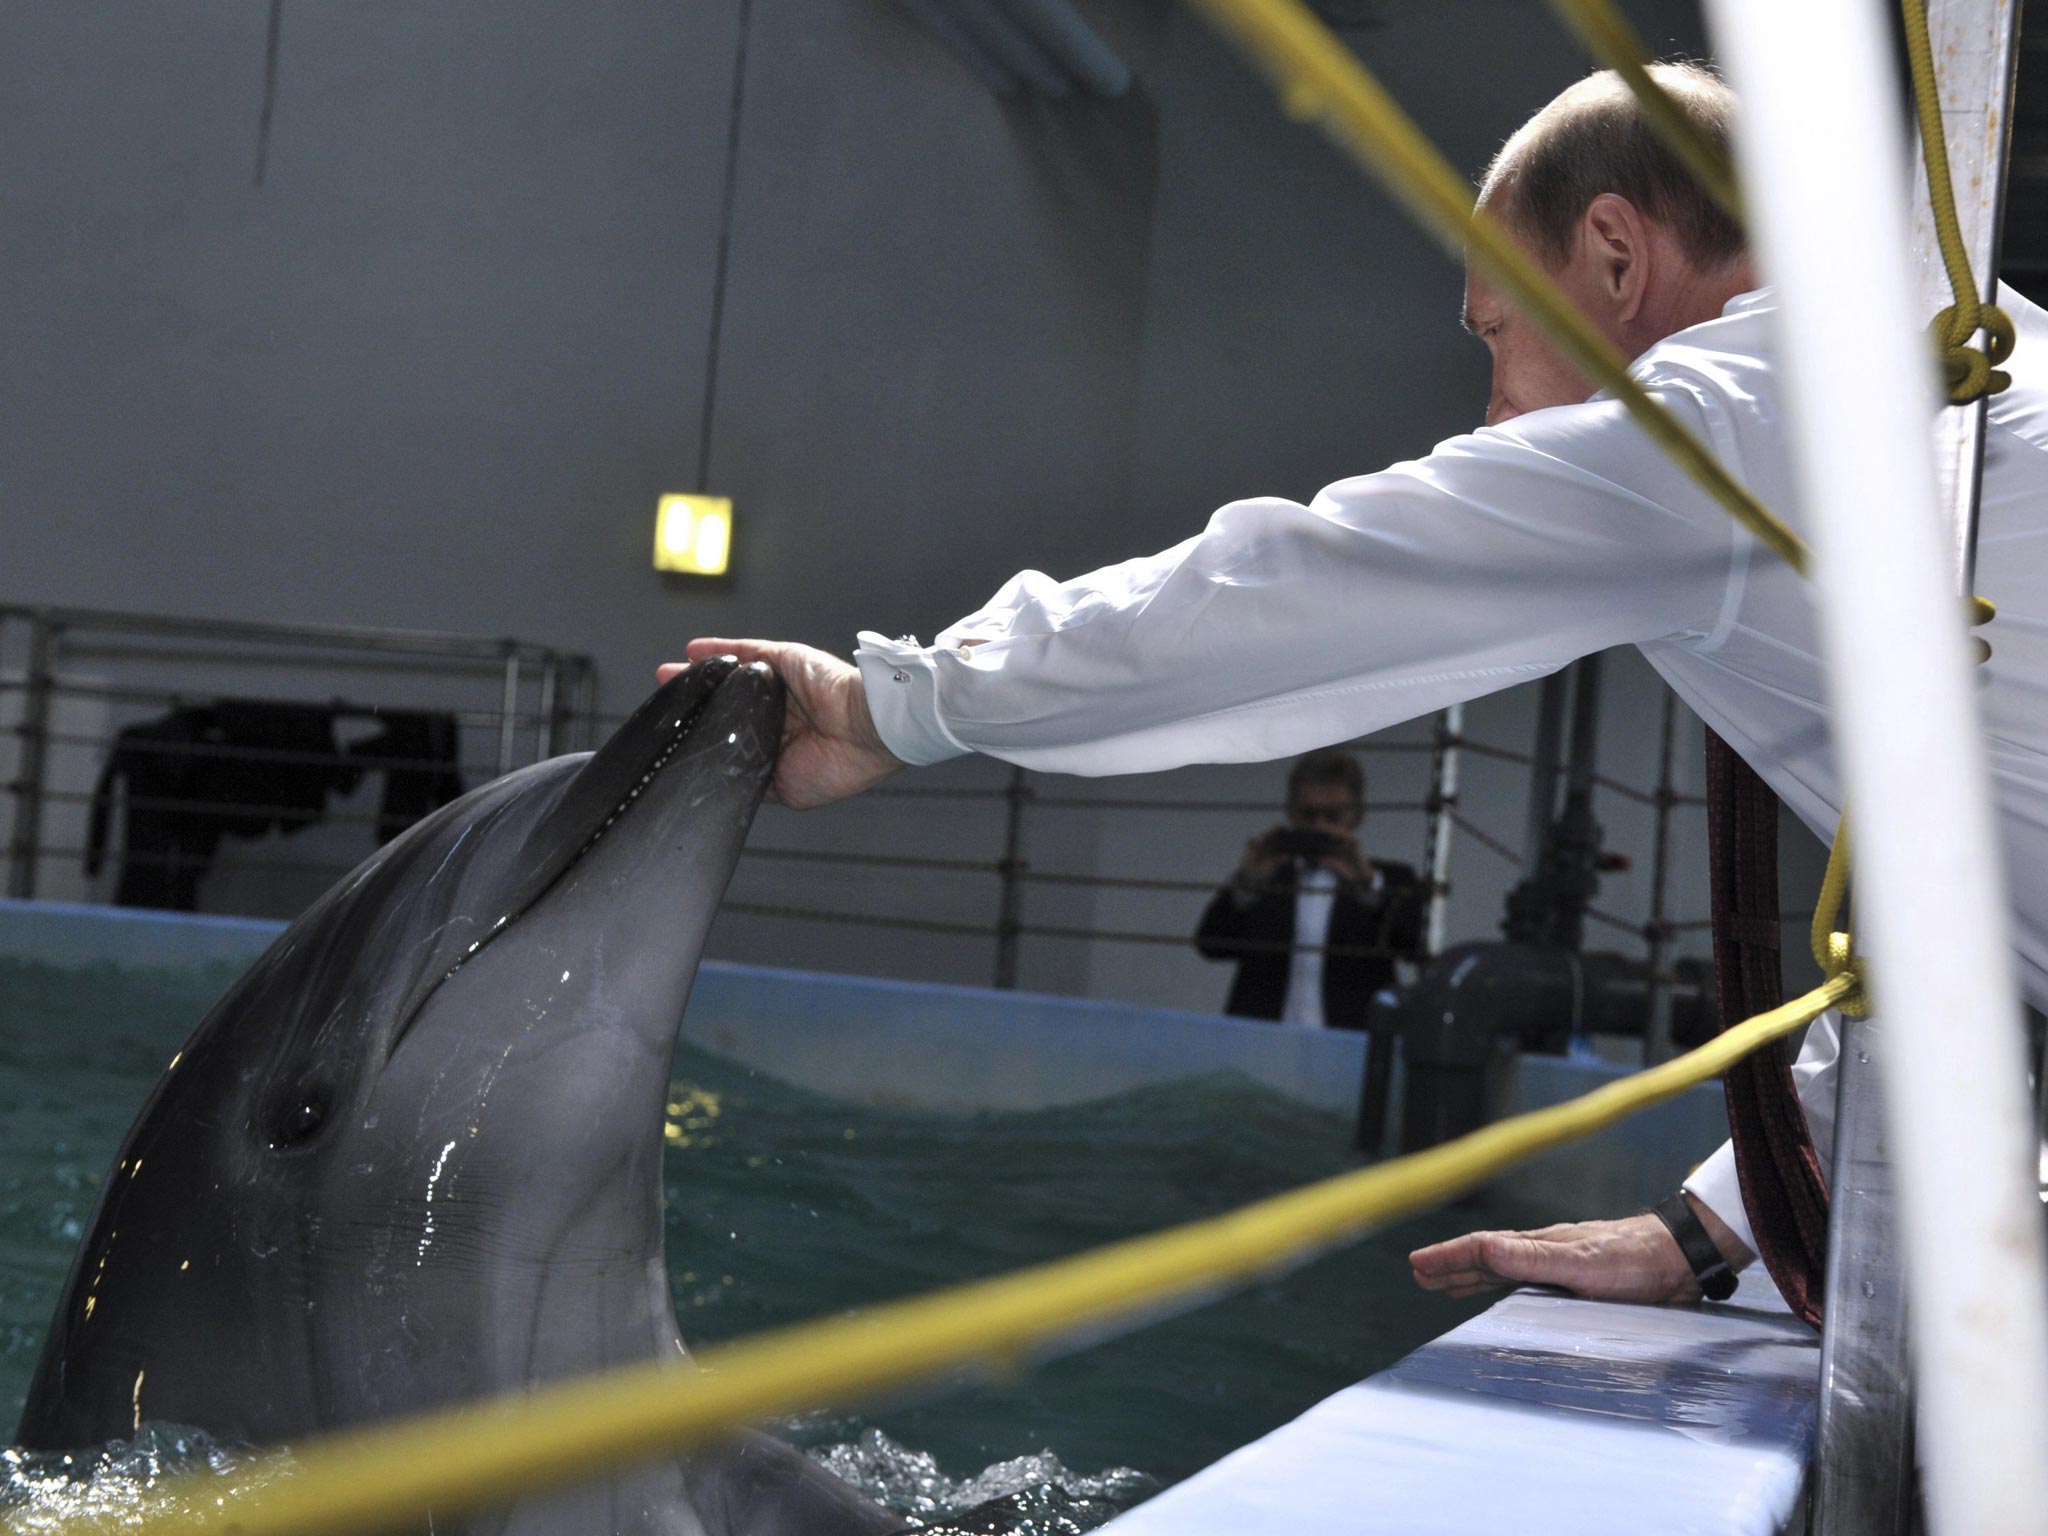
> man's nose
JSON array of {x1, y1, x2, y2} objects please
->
[{"x1": 1485, "y1": 373, "x2": 1520, "y2": 427}]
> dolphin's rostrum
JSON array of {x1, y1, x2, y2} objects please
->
[{"x1": 15, "y1": 657, "x2": 909, "y2": 1535}]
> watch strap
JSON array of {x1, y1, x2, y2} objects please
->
[{"x1": 1650, "y1": 1191, "x2": 1739, "y2": 1301}]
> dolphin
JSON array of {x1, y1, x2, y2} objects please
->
[{"x1": 14, "y1": 656, "x2": 909, "y2": 1535}]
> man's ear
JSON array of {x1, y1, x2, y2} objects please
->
[{"x1": 1578, "y1": 192, "x2": 1651, "y2": 324}]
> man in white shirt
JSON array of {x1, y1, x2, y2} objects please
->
[{"x1": 662, "y1": 64, "x2": 2048, "y2": 1305}]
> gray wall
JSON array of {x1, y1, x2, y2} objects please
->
[{"x1": 1, "y1": 0, "x2": 1800, "y2": 1009}]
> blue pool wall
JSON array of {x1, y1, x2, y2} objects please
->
[{"x1": 0, "y1": 899, "x2": 1728, "y2": 1217}]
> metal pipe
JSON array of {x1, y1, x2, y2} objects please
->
[
  {"x1": 1422, "y1": 704, "x2": 1462, "y2": 957},
  {"x1": 1708, "y1": 0, "x2": 2048, "y2": 1527},
  {"x1": 496, "y1": 651, "x2": 521, "y2": 777},
  {"x1": 576, "y1": 666, "x2": 600, "y2": 752},
  {"x1": 1509, "y1": 654, "x2": 1603, "y2": 951},
  {"x1": 991, "y1": 0, "x2": 1132, "y2": 96},
  {"x1": 1521, "y1": 669, "x2": 1569, "y2": 869},
  {"x1": 1555, "y1": 653, "x2": 1606, "y2": 948},
  {"x1": 1561, "y1": 651, "x2": 1601, "y2": 812},
  {"x1": 536, "y1": 660, "x2": 559, "y2": 760},
  {"x1": 5, "y1": 612, "x2": 55, "y2": 901},
  {"x1": 1643, "y1": 687, "x2": 1679, "y2": 1063},
  {"x1": 1813, "y1": 1020, "x2": 1914, "y2": 1536},
  {"x1": 993, "y1": 765, "x2": 1031, "y2": 988}
]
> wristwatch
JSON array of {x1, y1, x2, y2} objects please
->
[{"x1": 1649, "y1": 1191, "x2": 1739, "y2": 1301}]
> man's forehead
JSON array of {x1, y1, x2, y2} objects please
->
[
  {"x1": 1295, "y1": 782, "x2": 1355, "y2": 802},
  {"x1": 1461, "y1": 269, "x2": 1502, "y2": 332}
]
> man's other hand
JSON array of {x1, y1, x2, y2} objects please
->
[
  {"x1": 1408, "y1": 1202, "x2": 1751, "y2": 1305},
  {"x1": 1320, "y1": 832, "x2": 1373, "y2": 886},
  {"x1": 1235, "y1": 829, "x2": 1292, "y2": 892},
  {"x1": 660, "y1": 639, "x2": 904, "y2": 810}
]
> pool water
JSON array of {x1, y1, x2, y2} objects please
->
[{"x1": 0, "y1": 955, "x2": 1508, "y2": 1528}]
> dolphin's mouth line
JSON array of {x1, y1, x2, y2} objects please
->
[{"x1": 387, "y1": 681, "x2": 726, "y2": 1058}]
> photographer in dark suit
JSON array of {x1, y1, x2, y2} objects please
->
[{"x1": 1194, "y1": 750, "x2": 1425, "y2": 1030}]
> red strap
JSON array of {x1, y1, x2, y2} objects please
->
[{"x1": 1703, "y1": 730, "x2": 1829, "y2": 1328}]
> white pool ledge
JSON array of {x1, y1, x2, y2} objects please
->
[{"x1": 1101, "y1": 1271, "x2": 1816, "y2": 1535}]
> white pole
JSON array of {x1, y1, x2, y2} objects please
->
[{"x1": 1704, "y1": 2, "x2": 2048, "y2": 1530}]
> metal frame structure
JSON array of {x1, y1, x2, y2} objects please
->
[
  {"x1": 0, "y1": 604, "x2": 596, "y2": 903},
  {"x1": 3, "y1": 600, "x2": 1730, "y2": 1015},
  {"x1": 1710, "y1": 0, "x2": 2048, "y2": 1530},
  {"x1": 1806, "y1": 4, "x2": 2026, "y2": 1531}
]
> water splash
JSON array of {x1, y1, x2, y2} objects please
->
[
  {"x1": 806, "y1": 1426, "x2": 1155, "y2": 1532},
  {"x1": 0, "y1": 1425, "x2": 284, "y2": 1532},
  {"x1": 2, "y1": 1424, "x2": 1144, "y2": 1536}
]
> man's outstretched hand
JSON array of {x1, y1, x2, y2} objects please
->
[
  {"x1": 661, "y1": 639, "x2": 905, "y2": 810},
  {"x1": 1409, "y1": 1200, "x2": 1753, "y2": 1305}
]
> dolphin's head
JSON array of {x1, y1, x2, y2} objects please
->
[{"x1": 18, "y1": 657, "x2": 785, "y2": 1450}]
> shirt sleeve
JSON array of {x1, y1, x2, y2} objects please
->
[
  {"x1": 1682, "y1": 1009, "x2": 1844, "y2": 1258},
  {"x1": 855, "y1": 388, "x2": 1751, "y2": 774}
]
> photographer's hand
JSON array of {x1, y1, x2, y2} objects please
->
[
  {"x1": 1235, "y1": 830, "x2": 1291, "y2": 894},
  {"x1": 1321, "y1": 833, "x2": 1373, "y2": 887}
]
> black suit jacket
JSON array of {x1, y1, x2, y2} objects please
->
[{"x1": 1193, "y1": 861, "x2": 1426, "y2": 1030}]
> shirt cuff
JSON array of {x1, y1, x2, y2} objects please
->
[
  {"x1": 853, "y1": 631, "x2": 971, "y2": 768},
  {"x1": 1681, "y1": 1138, "x2": 1757, "y2": 1258}
]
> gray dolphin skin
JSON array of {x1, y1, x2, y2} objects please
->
[{"x1": 14, "y1": 656, "x2": 907, "y2": 1535}]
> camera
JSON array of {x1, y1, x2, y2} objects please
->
[{"x1": 1266, "y1": 826, "x2": 1344, "y2": 860}]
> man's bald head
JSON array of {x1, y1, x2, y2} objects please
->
[{"x1": 1479, "y1": 63, "x2": 1744, "y2": 272}]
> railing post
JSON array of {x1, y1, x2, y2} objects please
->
[
  {"x1": 1813, "y1": 1020, "x2": 1914, "y2": 1536},
  {"x1": 1712, "y1": 0, "x2": 2046, "y2": 1525},
  {"x1": 536, "y1": 657, "x2": 561, "y2": 761},
  {"x1": 571, "y1": 665, "x2": 599, "y2": 752},
  {"x1": 1421, "y1": 704, "x2": 1461, "y2": 956},
  {"x1": 1642, "y1": 687, "x2": 1679, "y2": 1064},
  {"x1": 1520, "y1": 670, "x2": 1568, "y2": 870},
  {"x1": 993, "y1": 765, "x2": 1031, "y2": 989},
  {"x1": 6, "y1": 611, "x2": 55, "y2": 901},
  {"x1": 497, "y1": 648, "x2": 522, "y2": 775},
  {"x1": 1809, "y1": 2, "x2": 2021, "y2": 1528}
]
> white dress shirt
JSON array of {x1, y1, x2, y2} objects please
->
[
  {"x1": 1282, "y1": 865, "x2": 1338, "y2": 1031},
  {"x1": 855, "y1": 286, "x2": 2048, "y2": 1249}
]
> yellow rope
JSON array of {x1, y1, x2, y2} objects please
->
[
  {"x1": 1184, "y1": 0, "x2": 1809, "y2": 575},
  {"x1": 1900, "y1": 0, "x2": 2015, "y2": 402},
  {"x1": 1543, "y1": 0, "x2": 1743, "y2": 224},
  {"x1": 1811, "y1": 814, "x2": 1869, "y2": 1019},
  {"x1": 95, "y1": 975, "x2": 1858, "y2": 1536}
]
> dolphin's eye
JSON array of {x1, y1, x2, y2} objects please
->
[{"x1": 272, "y1": 1089, "x2": 331, "y2": 1148}]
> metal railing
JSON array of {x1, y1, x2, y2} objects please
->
[
  {"x1": 500, "y1": 685, "x2": 1722, "y2": 1031},
  {"x1": 0, "y1": 605, "x2": 595, "y2": 905},
  {"x1": 1, "y1": 605, "x2": 1720, "y2": 1036}
]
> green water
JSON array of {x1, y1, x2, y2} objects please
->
[{"x1": 0, "y1": 956, "x2": 1507, "y2": 1525}]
